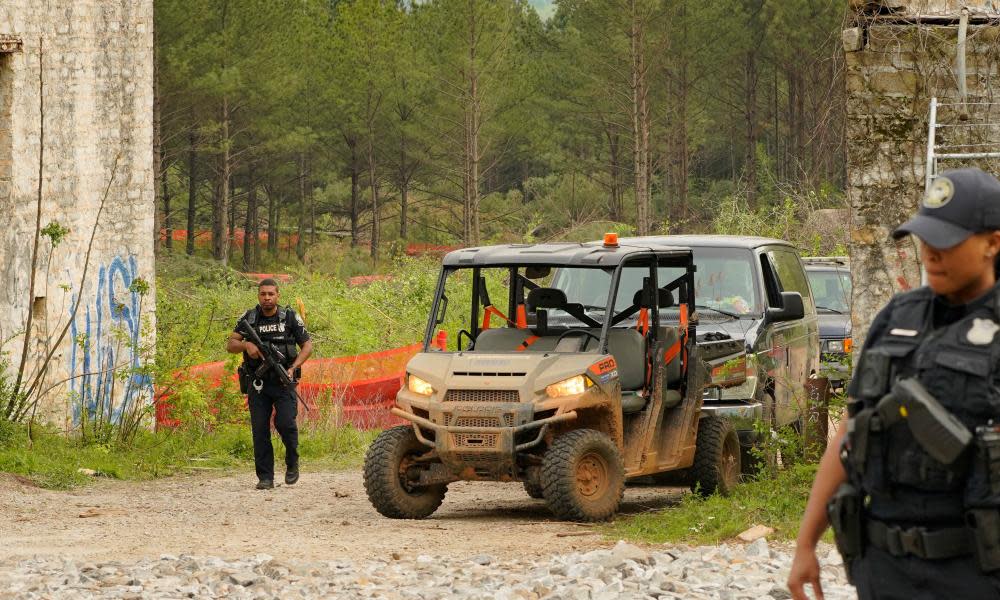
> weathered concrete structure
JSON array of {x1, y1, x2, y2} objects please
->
[
  {"x1": 0, "y1": 3, "x2": 154, "y2": 426},
  {"x1": 846, "y1": 0, "x2": 1000, "y2": 344}
]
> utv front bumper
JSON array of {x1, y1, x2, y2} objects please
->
[{"x1": 392, "y1": 393, "x2": 577, "y2": 480}]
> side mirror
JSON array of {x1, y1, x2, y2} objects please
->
[{"x1": 765, "y1": 291, "x2": 805, "y2": 324}]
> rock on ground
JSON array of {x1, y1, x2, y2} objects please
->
[{"x1": 0, "y1": 542, "x2": 855, "y2": 600}]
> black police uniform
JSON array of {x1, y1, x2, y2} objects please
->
[
  {"x1": 234, "y1": 305, "x2": 309, "y2": 484},
  {"x1": 831, "y1": 168, "x2": 1000, "y2": 598}
]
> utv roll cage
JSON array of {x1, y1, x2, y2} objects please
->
[{"x1": 422, "y1": 241, "x2": 697, "y2": 355}]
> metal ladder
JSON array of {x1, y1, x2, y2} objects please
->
[{"x1": 925, "y1": 97, "x2": 1000, "y2": 194}]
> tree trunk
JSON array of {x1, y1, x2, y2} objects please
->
[
  {"x1": 267, "y1": 185, "x2": 277, "y2": 254},
  {"x1": 399, "y1": 132, "x2": 409, "y2": 239},
  {"x1": 242, "y1": 164, "x2": 256, "y2": 271},
  {"x1": 307, "y1": 155, "x2": 316, "y2": 247},
  {"x1": 367, "y1": 117, "x2": 380, "y2": 262},
  {"x1": 348, "y1": 135, "x2": 361, "y2": 247},
  {"x1": 296, "y1": 153, "x2": 307, "y2": 261},
  {"x1": 163, "y1": 163, "x2": 172, "y2": 250},
  {"x1": 228, "y1": 173, "x2": 236, "y2": 241},
  {"x1": 462, "y1": 2, "x2": 481, "y2": 246},
  {"x1": 153, "y1": 33, "x2": 163, "y2": 256},
  {"x1": 212, "y1": 97, "x2": 231, "y2": 264},
  {"x1": 604, "y1": 123, "x2": 623, "y2": 222},
  {"x1": 744, "y1": 51, "x2": 759, "y2": 207},
  {"x1": 186, "y1": 128, "x2": 196, "y2": 256},
  {"x1": 630, "y1": 2, "x2": 651, "y2": 236}
]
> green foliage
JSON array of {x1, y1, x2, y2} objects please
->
[
  {"x1": 0, "y1": 420, "x2": 373, "y2": 490},
  {"x1": 40, "y1": 221, "x2": 71, "y2": 247},
  {"x1": 608, "y1": 463, "x2": 821, "y2": 544}
]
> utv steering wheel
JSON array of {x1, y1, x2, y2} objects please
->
[{"x1": 556, "y1": 330, "x2": 601, "y2": 351}]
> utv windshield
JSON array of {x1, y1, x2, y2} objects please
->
[
  {"x1": 551, "y1": 247, "x2": 760, "y2": 319},
  {"x1": 423, "y1": 255, "x2": 692, "y2": 353}
]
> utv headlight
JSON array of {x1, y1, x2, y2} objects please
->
[
  {"x1": 545, "y1": 375, "x2": 591, "y2": 398},
  {"x1": 407, "y1": 374, "x2": 434, "y2": 396}
]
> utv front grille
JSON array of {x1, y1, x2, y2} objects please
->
[
  {"x1": 452, "y1": 416, "x2": 501, "y2": 428},
  {"x1": 444, "y1": 389, "x2": 520, "y2": 403},
  {"x1": 452, "y1": 433, "x2": 500, "y2": 448},
  {"x1": 457, "y1": 453, "x2": 501, "y2": 463},
  {"x1": 443, "y1": 413, "x2": 515, "y2": 428}
]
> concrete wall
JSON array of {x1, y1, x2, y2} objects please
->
[
  {"x1": 845, "y1": 5, "x2": 1000, "y2": 346},
  {"x1": 0, "y1": 2, "x2": 154, "y2": 427}
]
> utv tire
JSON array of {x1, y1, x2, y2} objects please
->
[
  {"x1": 363, "y1": 425, "x2": 446, "y2": 519},
  {"x1": 541, "y1": 429, "x2": 625, "y2": 522},
  {"x1": 523, "y1": 478, "x2": 545, "y2": 499},
  {"x1": 691, "y1": 417, "x2": 741, "y2": 497}
]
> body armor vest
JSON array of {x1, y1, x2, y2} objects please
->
[
  {"x1": 847, "y1": 286, "x2": 1000, "y2": 524},
  {"x1": 242, "y1": 306, "x2": 299, "y2": 371}
]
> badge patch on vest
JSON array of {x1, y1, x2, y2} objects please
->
[{"x1": 966, "y1": 318, "x2": 1000, "y2": 345}]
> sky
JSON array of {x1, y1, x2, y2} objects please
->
[{"x1": 529, "y1": 0, "x2": 556, "y2": 20}]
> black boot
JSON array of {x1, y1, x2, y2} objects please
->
[
  {"x1": 285, "y1": 464, "x2": 299, "y2": 485},
  {"x1": 256, "y1": 479, "x2": 274, "y2": 490}
]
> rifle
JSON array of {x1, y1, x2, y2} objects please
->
[
  {"x1": 238, "y1": 317, "x2": 310, "y2": 413},
  {"x1": 875, "y1": 377, "x2": 971, "y2": 464}
]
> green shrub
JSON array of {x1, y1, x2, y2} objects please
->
[{"x1": 608, "y1": 463, "x2": 820, "y2": 545}]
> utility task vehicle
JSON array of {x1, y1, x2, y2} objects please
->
[{"x1": 363, "y1": 235, "x2": 756, "y2": 521}]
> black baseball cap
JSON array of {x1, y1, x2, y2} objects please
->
[{"x1": 893, "y1": 168, "x2": 1000, "y2": 249}]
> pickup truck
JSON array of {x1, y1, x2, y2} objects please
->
[{"x1": 551, "y1": 235, "x2": 821, "y2": 456}]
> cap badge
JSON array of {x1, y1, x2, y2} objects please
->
[
  {"x1": 924, "y1": 176, "x2": 955, "y2": 209},
  {"x1": 967, "y1": 318, "x2": 1000, "y2": 345}
]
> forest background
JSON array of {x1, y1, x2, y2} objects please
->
[
  {"x1": 1, "y1": 1, "x2": 846, "y2": 529},
  {"x1": 154, "y1": 0, "x2": 848, "y2": 275}
]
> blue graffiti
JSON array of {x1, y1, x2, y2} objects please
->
[{"x1": 69, "y1": 255, "x2": 152, "y2": 425}]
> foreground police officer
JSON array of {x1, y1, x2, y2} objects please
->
[
  {"x1": 789, "y1": 167, "x2": 1000, "y2": 599},
  {"x1": 227, "y1": 278, "x2": 313, "y2": 490}
]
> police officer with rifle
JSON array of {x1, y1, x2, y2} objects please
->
[
  {"x1": 789, "y1": 168, "x2": 1000, "y2": 599},
  {"x1": 227, "y1": 278, "x2": 313, "y2": 490}
]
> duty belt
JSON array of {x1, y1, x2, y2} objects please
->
[{"x1": 867, "y1": 520, "x2": 971, "y2": 560}]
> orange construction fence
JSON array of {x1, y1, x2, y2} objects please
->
[{"x1": 155, "y1": 342, "x2": 424, "y2": 431}]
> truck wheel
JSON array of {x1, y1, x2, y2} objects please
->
[
  {"x1": 691, "y1": 417, "x2": 741, "y2": 497},
  {"x1": 541, "y1": 429, "x2": 625, "y2": 522},
  {"x1": 363, "y1": 425, "x2": 446, "y2": 519}
]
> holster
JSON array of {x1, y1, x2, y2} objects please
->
[
  {"x1": 965, "y1": 425, "x2": 1000, "y2": 573},
  {"x1": 237, "y1": 364, "x2": 249, "y2": 395},
  {"x1": 966, "y1": 509, "x2": 1000, "y2": 572},
  {"x1": 828, "y1": 483, "x2": 864, "y2": 579}
]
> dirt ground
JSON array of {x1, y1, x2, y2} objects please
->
[{"x1": 0, "y1": 470, "x2": 684, "y2": 563}]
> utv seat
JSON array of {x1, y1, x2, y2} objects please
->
[{"x1": 620, "y1": 326, "x2": 683, "y2": 414}]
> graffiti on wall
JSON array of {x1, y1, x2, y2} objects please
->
[{"x1": 68, "y1": 255, "x2": 152, "y2": 424}]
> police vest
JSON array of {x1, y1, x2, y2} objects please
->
[
  {"x1": 242, "y1": 306, "x2": 299, "y2": 370},
  {"x1": 847, "y1": 286, "x2": 1000, "y2": 524}
]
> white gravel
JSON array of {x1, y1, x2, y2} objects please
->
[{"x1": 0, "y1": 540, "x2": 854, "y2": 599}]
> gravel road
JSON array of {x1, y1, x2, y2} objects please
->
[{"x1": 0, "y1": 470, "x2": 853, "y2": 598}]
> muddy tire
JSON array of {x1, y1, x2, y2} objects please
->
[
  {"x1": 541, "y1": 429, "x2": 625, "y2": 522},
  {"x1": 523, "y1": 479, "x2": 545, "y2": 499},
  {"x1": 363, "y1": 425, "x2": 446, "y2": 519},
  {"x1": 691, "y1": 417, "x2": 741, "y2": 497}
]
